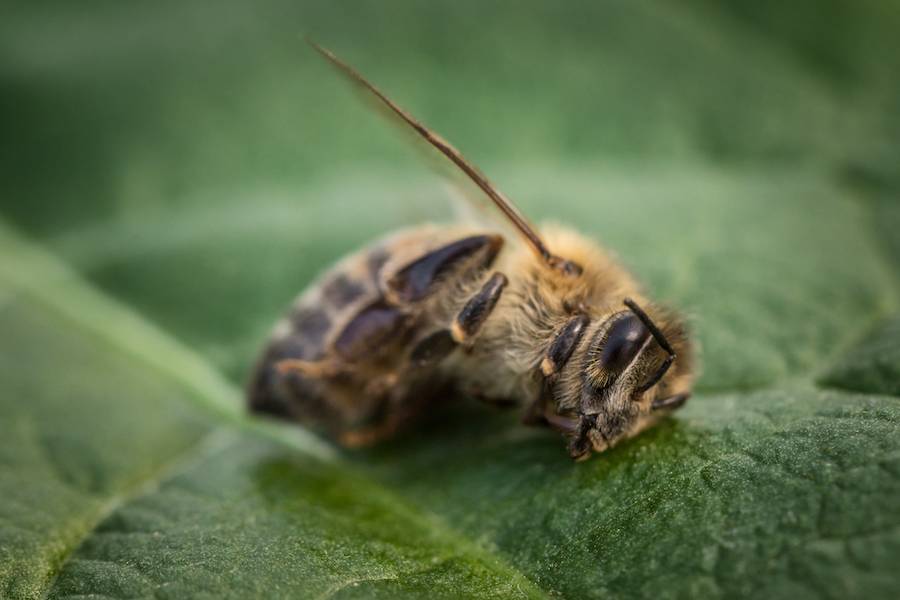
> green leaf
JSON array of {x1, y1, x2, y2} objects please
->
[
  {"x1": 355, "y1": 386, "x2": 900, "y2": 598},
  {"x1": 822, "y1": 315, "x2": 900, "y2": 397},
  {"x1": 2, "y1": 1, "x2": 899, "y2": 598},
  {"x1": 0, "y1": 271, "x2": 212, "y2": 598}
]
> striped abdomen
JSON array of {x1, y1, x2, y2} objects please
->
[{"x1": 246, "y1": 225, "x2": 504, "y2": 442}]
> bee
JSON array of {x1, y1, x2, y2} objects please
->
[{"x1": 247, "y1": 42, "x2": 694, "y2": 460}]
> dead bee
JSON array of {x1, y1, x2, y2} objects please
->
[{"x1": 247, "y1": 42, "x2": 694, "y2": 460}]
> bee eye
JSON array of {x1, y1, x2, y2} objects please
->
[{"x1": 599, "y1": 314, "x2": 649, "y2": 373}]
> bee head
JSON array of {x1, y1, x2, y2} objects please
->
[{"x1": 568, "y1": 298, "x2": 692, "y2": 460}]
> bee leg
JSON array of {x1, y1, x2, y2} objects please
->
[
  {"x1": 546, "y1": 411, "x2": 580, "y2": 436},
  {"x1": 407, "y1": 271, "x2": 508, "y2": 370},
  {"x1": 652, "y1": 392, "x2": 689, "y2": 411},
  {"x1": 339, "y1": 409, "x2": 411, "y2": 448},
  {"x1": 363, "y1": 372, "x2": 400, "y2": 397},
  {"x1": 386, "y1": 234, "x2": 504, "y2": 303},
  {"x1": 338, "y1": 384, "x2": 431, "y2": 448},
  {"x1": 339, "y1": 408, "x2": 427, "y2": 447},
  {"x1": 539, "y1": 314, "x2": 591, "y2": 378},
  {"x1": 525, "y1": 314, "x2": 590, "y2": 425},
  {"x1": 467, "y1": 387, "x2": 518, "y2": 408},
  {"x1": 249, "y1": 356, "x2": 341, "y2": 424},
  {"x1": 332, "y1": 299, "x2": 410, "y2": 363},
  {"x1": 567, "y1": 415, "x2": 596, "y2": 460},
  {"x1": 451, "y1": 272, "x2": 509, "y2": 344},
  {"x1": 409, "y1": 329, "x2": 458, "y2": 369},
  {"x1": 522, "y1": 385, "x2": 581, "y2": 436},
  {"x1": 522, "y1": 381, "x2": 552, "y2": 425},
  {"x1": 274, "y1": 358, "x2": 344, "y2": 378},
  {"x1": 458, "y1": 382, "x2": 518, "y2": 408}
]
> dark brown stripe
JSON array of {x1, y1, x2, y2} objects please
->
[
  {"x1": 387, "y1": 234, "x2": 503, "y2": 303},
  {"x1": 455, "y1": 272, "x2": 508, "y2": 340},
  {"x1": 321, "y1": 273, "x2": 367, "y2": 308},
  {"x1": 290, "y1": 306, "x2": 331, "y2": 349},
  {"x1": 367, "y1": 247, "x2": 390, "y2": 286},
  {"x1": 334, "y1": 300, "x2": 407, "y2": 361},
  {"x1": 410, "y1": 329, "x2": 458, "y2": 368},
  {"x1": 544, "y1": 314, "x2": 590, "y2": 376}
]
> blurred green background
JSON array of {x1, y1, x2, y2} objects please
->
[
  {"x1": 2, "y1": 1, "x2": 899, "y2": 598},
  {"x1": 3, "y1": 0, "x2": 898, "y2": 387}
]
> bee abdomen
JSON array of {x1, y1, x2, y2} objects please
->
[
  {"x1": 246, "y1": 324, "x2": 329, "y2": 420},
  {"x1": 247, "y1": 225, "x2": 503, "y2": 435},
  {"x1": 333, "y1": 299, "x2": 409, "y2": 361},
  {"x1": 247, "y1": 252, "x2": 385, "y2": 421}
]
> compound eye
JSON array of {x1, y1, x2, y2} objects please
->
[{"x1": 599, "y1": 313, "x2": 649, "y2": 373}]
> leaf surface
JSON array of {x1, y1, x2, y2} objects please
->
[{"x1": 1, "y1": 1, "x2": 898, "y2": 598}]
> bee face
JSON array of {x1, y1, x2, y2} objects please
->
[{"x1": 567, "y1": 301, "x2": 692, "y2": 459}]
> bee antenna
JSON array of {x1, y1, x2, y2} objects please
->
[{"x1": 623, "y1": 298, "x2": 675, "y2": 393}]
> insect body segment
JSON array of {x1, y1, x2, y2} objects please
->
[
  {"x1": 249, "y1": 226, "x2": 509, "y2": 446},
  {"x1": 386, "y1": 234, "x2": 502, "y2": 303},
  {"x1": 452, "y1": 272, "x2": 508, "y2": 344},
  {"x1": 246, "y1": 44, "x2": 696, "y2": 460},
  {"x1": 540, "y1": 314, "x2": 591, "y2": 379}
]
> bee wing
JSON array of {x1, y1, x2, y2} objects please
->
[{"x1": 309, "y1": 40, "x2": 581, "y2": 276}]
